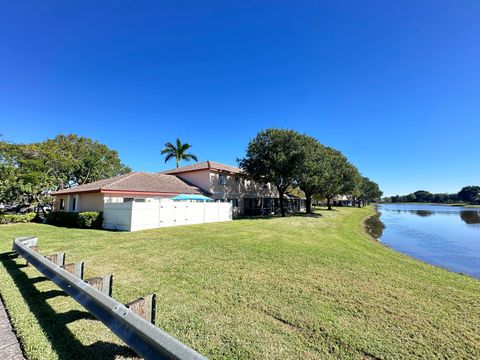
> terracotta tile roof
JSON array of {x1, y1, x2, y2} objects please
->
[
  {"x1": 51, "y1": 172, "x2": 203, "y2": 195},
  {"x1": 162, "y1": 160, "x2": 242, "y2": 175}
]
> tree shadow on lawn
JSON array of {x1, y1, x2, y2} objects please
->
[
  {"x1": 236, "y1": 212, "x2": 323, "y2": 221},
  {"x1": 0, "y1": 252, "x2": 138, "y2": 360}
]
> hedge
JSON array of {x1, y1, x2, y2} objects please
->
[
  {"x1": 46, "y1": 211, "x2": 103, "y2": 229},
  {"x1": 0, "y1": 212, "x2": 37, "y2": 224}
]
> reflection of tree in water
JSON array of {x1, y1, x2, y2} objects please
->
[
  {"x1": 460, "y1": 211, "x2": 480, "y2": 225},
  {"x1": 365, "y1": 213, "x2": 385, "y2": 239},
  {"x1": 390, "y1": 209, "x2": 434, "y2": 217},
  {"x1": 412, "y1": 210, "x2": 434, "y2": 217}
]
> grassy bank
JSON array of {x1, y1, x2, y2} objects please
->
[{"x1": 0, "y1": 207, "x2": 479, "y2": 359}]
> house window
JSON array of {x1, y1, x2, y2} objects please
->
[
  {"x1": 218, "y1": 174, "x2": 227, "y2": 185},
  {"x1": 60, "y1": 199, "x2": 65, "y2": 210},
  {"x1": 234, "y1": 176, "x2": 239, "y2": 183},
  {"x1": 134, "y1": 198, "x2": 145, "y2": 203},
  {"x1": 123, "y1": 198, "x2": 134, "y2": 203},
  {"x1": 72, "y1": 197, "x2": 76, "y2": 211}
]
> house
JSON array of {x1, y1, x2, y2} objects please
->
[
  {"x1": 52, "y1": 172, "x2": 204, "y2": 212},
  {"x1": 162, "y1": 161, "x2": 305, "y2": 216},
  {"x1": 51, "y1": 161, "x2": 305, "y2": 230}
]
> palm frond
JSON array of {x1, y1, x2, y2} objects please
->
[{"x1": 164, "y1": 153, "x2": 175, "y2": 163}]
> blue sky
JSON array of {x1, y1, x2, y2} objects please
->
[{"x1": 1, "y1": 1, "x2": 479, "y2": 196}]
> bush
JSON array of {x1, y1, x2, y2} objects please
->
[
  {"x1": 46, "y1": 211, "x2": 103, "y2": 229},
  {"x1": 77, "y1": 212, "x2": 103, "y2": 229},
  {"x1": 0, "y1": 212, "x2": 37, "y2": 224}
]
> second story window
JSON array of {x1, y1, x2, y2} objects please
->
[{"x1": 218, "y1": 174, "x2": 227, "y2": 185}]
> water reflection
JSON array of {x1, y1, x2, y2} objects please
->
[
  {"x1": 365, "y1": 213, "x2": 385, "y2": 239},
  {"x1": 389, "y1": 208, "x2": 480, "y2": 225},
  {"x1": 390, "y1": 209, "x2": 434, "y2": 217},
  {"x1": 460, "y1": 211, "x2": 480, "y2": 225},
  {"x1": 377, "y1": 204, "x2": 480, "y2": 278}
]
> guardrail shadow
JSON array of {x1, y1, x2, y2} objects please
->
[{"x1": 0, "y1": 251, "x2": 138, "y2": 360}]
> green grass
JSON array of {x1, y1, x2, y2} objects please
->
[{"x1": 0, "y1": 207, "x2": 479, "y2": 359}]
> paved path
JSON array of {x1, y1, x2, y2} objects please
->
[{"x1": 0, "y1": 296, "x2": 25, "y2": 360}]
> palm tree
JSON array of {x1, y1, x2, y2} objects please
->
[{"x1": 161, "y1": 138, "x2": 198, "y2": 168}]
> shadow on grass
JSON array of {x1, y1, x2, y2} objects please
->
[
  {"x1": 235, "y1": 212, "x2": 324, "y2": 221},
  {"x1": 0, "y1": 251, "x2": 138, "y2": 360}
]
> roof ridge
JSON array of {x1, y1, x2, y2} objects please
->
[{"x1": 103, "y1": 172, "x2": 138, "y2": 189}]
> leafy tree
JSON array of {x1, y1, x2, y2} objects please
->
[
  {"x1": 358, "y1": 177, "x2": 383, "y2": 206},
  {"x1": 0, "y1": 135, "x2": 130, "y2": 213},
  {"x1": 43, "y1": 134, "x2": 131, "y2": 188},
  {"x1": 457, "y1": 186, "x2": 480, "y2": 204},
  {"x1": 162, "y1": 138, "x2": 198, "y2": 168},
  {"x1": 296, "y1": 135, "x2": 324, "y2": 214},
  {"x1": 239, "y1": 129, "x2": 306, "y2": 217},
  {"x1": 316, "y1": 147, "x2": 356, "y2": 210}
]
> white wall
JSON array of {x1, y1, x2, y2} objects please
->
[{"x1": 103, "y1": 200, "x2": 232, "y2": 231}]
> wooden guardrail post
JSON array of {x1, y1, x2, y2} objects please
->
[
  {"x1": 12, "y1": 237, "x2": 207, "y2": 360},
  {"x1": 125, "y1": 294, "x2": 157, "y2": 324},
  {"x1": 45, "y1": 252, "x2": 66, "y2": 267},
  {"x1": 85, "y1": 274, "x2": 113, "y2": 297},
  {"x1": 61, "y1": 262, "x2": 85, "y2": 279}
]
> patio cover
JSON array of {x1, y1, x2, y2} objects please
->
[{"x1": 171, "y1": 194, "x2": 214, "y2": 202}]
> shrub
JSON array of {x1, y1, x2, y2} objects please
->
[
  {"x1": 77, "y1": 212, "x2": 103, "y2": 229},
  {"x1": 46, "y1": 211, "x2": 103, "y2": 229},
  {"x1": 0, "y1": 212, "x2": 37, "y2": 224}
]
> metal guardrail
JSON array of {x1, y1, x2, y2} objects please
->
[{"x1": 12, "y1": 236, "x2": 207, "y2": 360}]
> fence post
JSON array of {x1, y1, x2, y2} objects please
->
[
  {"x1": 45, "y1": 252, "x2": 66, "y2": 267},
  {"x1": 125, "y1": 294, "x2": 156, "y2": 324},
  {"x1": 85, "y1": 274, "x2": 113, "y2": 296},
  {"x1": 62, "y1": 262, "x2": 85, "y2": 279}
]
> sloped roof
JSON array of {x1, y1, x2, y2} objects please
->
[
  {"x1": 162, "y1": 160, "x2": 242, "y2": 175},
  {"x1": 52, "y1": 172, "x2": 203, "y2": 195}
]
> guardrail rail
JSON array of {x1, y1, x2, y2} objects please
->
[{"x1": 12, "y1": 236, "x2": 207, "y2": 360}]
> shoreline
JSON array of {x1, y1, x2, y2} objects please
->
[
  {"x1": 379, "y1": 202, "x2": 480, "y2": 208},
  {"x1": 370, "y1": 204, "x2": 480, "y2": 281}
]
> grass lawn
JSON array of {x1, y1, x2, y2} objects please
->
[{"x1": 0, "y1": 207, "x2": 479, "y2": 359}]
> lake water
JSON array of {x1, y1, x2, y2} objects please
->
[{"x1": 376, "y1": 204, "x2": 480, "y2": 279}]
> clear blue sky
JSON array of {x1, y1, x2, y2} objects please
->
[{"x1": 1, "y1": 1, "x2": 479, "y2": 196}]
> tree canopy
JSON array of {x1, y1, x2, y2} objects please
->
[
  {"x1": 239, "y1": 129, "x2": 307, "y2": 216},
  {"x1": 0, "y1": 134, "x2": 130, "y2": 211},
  {"x1": 240, "y1": 128, "x2": 380, "y2": 214}
]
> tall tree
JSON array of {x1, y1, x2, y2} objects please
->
[
  {"x1": 316, "y1": 147, "x2": 355, "y2": 210},
  {"x1": 162, "y1": 138, "x2": 198, "y2": 168},
  {"x1": 239, "y1": 129, "x2": 306, "y2": 217},
  {"x1": 358, "y1": 177, "x2": 383, "y2": 206},
  {"x1": 297, "y1": 135, "x2": 324, "y2": 214},
  {"x1": 458, "y1": 186, "x2": 480, "y2": 204},
  {"x1": 0, "y1": 135, "x2": 130, "y2": 212}
]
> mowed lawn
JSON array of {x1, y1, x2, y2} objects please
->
[{"x1": 0, "y1": 207, "x2": 479, "y2": 360}]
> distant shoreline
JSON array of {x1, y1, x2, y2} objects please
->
[{"x1": 380, "y1": 202, "x2": 480, "y2": 208}]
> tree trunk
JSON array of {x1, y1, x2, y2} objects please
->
[
  {"x1": 279, "y1": 190, "x2": 286, "y2": 217},
  {"x1": 327, "y1": 197, "x2": 332, "y2": 210},
  {"x1": 305, "y1": 193, "x2": 312, "y2": 214}
]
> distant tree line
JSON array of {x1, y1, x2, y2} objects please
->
[
  {"x1": 239, "y1": 128, "x2": 382, "y2": 216},
  {"x1": 0, "y1": 134, "x2": 130, "y2": 214},
  {"x1": 385, "y1": 186, "x2": 480, "y2": 205}
]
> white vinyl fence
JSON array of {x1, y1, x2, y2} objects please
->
[{"x1": 103, "y1": 200, "x2": 232, "y2": 231}]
